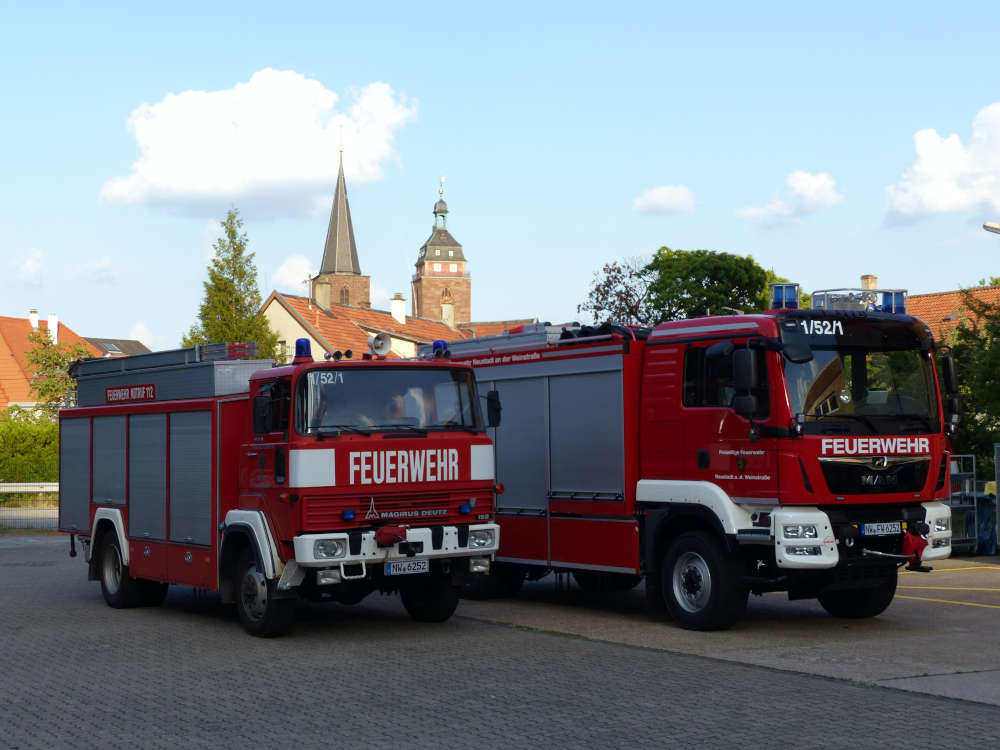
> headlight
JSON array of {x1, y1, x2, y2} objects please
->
[
  {"x1": 786, "y1": 545, "x2": 822, "y2": 556},
  {"x1": 469, "y1": 529, "x2": 495, "y2": 549},
  {"x1": 314, "y1": 539, "x2": 346, "y2": 559},
  {"x1": 933, "y1": 517, "x2": 950, "y2": 532},
  {"x1": 783, "y1": 524, "x2": 818, "y2": 539}
]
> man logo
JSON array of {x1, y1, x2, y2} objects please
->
[
  {"x1": 871, "y1": 456, "x2": 888, "y2": 469},
  {"x1": 365, "y1": 497, "x2": 380, "y2": 520}
]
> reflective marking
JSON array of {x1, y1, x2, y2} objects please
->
[
  {"x1": 899, "y1": 586, "x2": 1000, "y2": 592},
  {"x1": 901, "y1": 565, "x2": 1000, "y2": 574},
  {"x1": 648, "y1": 322, "x2": 762, "y2": 339},
  {"x1": 897, "y1": 595, "x2": 1000, "y2": 610}
]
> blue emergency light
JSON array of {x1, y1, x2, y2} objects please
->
[
  {"x1": 769, "y1": 282, "x2": 800, "y2": 310},
  {"x1": 293, "y1": 338, "x2": 312, "y2": 363},
  {"x1": 432, "y1": 339, "x2": 450, "y2": 358},
  {"x1": 342, "y1": 509, "x2": 356, "y2": 521}
]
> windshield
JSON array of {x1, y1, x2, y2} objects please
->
[
  {"x1": 785, "y1": 348, "x2": 939, "y2": 434},
  {"x1": 296, "y1": 367, "x2": 481, "y2": 434}
]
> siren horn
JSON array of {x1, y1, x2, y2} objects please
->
[{"x1": 368, "y1": 333, "x2": 391, "y2": 357}]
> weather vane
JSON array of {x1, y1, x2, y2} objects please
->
[{"x1": 439, "y1": 175, "x2": 446, "y2": 198}]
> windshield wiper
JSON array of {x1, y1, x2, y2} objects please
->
[
  {"x1": 375, "y1": 423, "x2": 429, "y2": 436},
  {"x1": 896, "y1": 413, "x2": 935, "y2": 431},
  {"x1": 314, "y1": 424, "x2": 370, "y2": 437},
  {"x1": 804, "y1": 412, "x2": 879, "y2": 433}
]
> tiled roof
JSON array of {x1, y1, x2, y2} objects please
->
[
  {"x1": 907, "y1": 286, "x2": 1000, "y2": 342},
  {"x1": 462, "y1": 319, "x2": 535, "y2": 337},
  {"x1": 0, "y1": 316, "x2": 100, "y2": 411},
  {"x1": 85, "y1": 338, "x2": 151, "y2": 357}
]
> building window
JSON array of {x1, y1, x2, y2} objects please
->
[
  {"x1": 435, "y1": 249, "x2": 441, "y2": 256},
  {"x1": 433, "y1": 263, "x2": 441, "y2": 272},
  {"x1": 278, "y1": 340, "x2": 287, "y2": 359},
  {"x1": 449, "y1": 263, "x2": 457, "y2": 272},
  {"x1": 448, "y1": 250, "x2": 454, "y2": 257},
  {"x1": 339, "y1": 287, "x2": 349, "y2": 305}
]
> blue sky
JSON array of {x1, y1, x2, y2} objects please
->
[{"x1": 2, "y1": 1, "x2": 999, "y2": 348}]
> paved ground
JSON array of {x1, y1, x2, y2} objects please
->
[{"x1": 1, "y1": 533, "x2": 999, "y2": 749}]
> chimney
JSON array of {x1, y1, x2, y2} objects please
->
[
  {"x1": 28, "y1": 309, "x2": 38, "y2": 330},
  {"x1": 440, "y1": 295, "x2": 455, "y2": 330},
  {"x1": 314, "y1": 280, "x2": 331, "y2": 311},
  {"x1": 861, "y1": 274, "x2": 878, "y2": 290},
  {"x1": 47, "y1": 313, "x2": 58, "y2": 344},
  {"x1": 391, "y1": 294, "x2": 407, "y2": 325}
]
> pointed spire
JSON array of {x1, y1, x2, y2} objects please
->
[{"x1": 319, "y1": 151, "x2": 361, "y2": 275}]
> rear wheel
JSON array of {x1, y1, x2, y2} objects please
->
[
  {"x1": 661, "y1": 531, "x2": 748, "y2": 630},
  {"x1": 572, "y1": 571, "x2": 643, "y2": 593},
  {"x1": 401, "y1": 574, "x2": 460, "y2": 622},
  {"x1": 234, "y1": 547, "x2": 295, "y2": 637},
  {"x1": 99, "y1": 533, "x2": 145, "y2": 608},
  {"x1": 818, "y1": 572, "x2": 898, "y2": 619}
]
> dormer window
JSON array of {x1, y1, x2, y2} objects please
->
[
  {"x1": 448, "y1": 250, "x2": 454, "y2": 257},
  {"x1": 435, "y1": 249, "x2": 440, "y2": 256}
]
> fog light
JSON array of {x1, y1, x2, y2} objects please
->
[
  {"x1": 316, "y1": 568, "x2": 341, "y2": 586},
  {"x1": 314, "y1": 539, "x2": 346, "y2": 559},
  {"x1": 932, "y1": 538, "x2": 950, "y2": 548},
  {"x1": 469, "y1": 557, "x2": 490, "y2": 574},
  {"x1": 469, "y1": 529, "x2": 495, "y2": 549},
  {"x1": 933, "y1": 517, "x2": 950, "y2": 532},
  {"x1": 783, "y1": 524, "x2": 818, "y2": 539},
  {"x1": 787, "y1": 545, "x2": 822, "y2": 556}
]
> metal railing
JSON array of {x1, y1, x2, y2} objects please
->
[{"x1": 0, "y1": 482, "x2": 59, "y2": 530}]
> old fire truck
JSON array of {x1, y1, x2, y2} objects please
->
[
  {"x1": 59, "y1": 339, "x2": 500, "y2": 636},
  {"x1": 429, "y1": 283, "x2": 957, "y2": 630}
]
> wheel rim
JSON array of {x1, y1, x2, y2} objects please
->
[
  {"x1": 240, "y1": 563, "x2": 268, "y2": 621},
  {"x1": 102, "y1": 543, "x2": 122, "y2": 595},
  {"x1": 672, "y1": 551, "x2": 712, "y2": 613}
]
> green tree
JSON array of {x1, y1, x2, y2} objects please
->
[
  {"x1": 948, "y1": 290, "x2": 1000, "y2": 479},
  {"x1": 578, "y1": 256, "x2": 655, "y2": 325},
  {"x1": 183, "y1": 208, "x2": 281, "y2": 360},
  {"x1": 644, "y1": 247, "x2": 769, "y2": 320},
  {"x1": 25, "y1": 328, "x2": 93, "y2": 416},
  {"x1": 0, "y1": 409, "x2": 59, "y2": 484}
]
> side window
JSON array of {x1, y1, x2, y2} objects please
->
[
  {"x1": 683, "y1": 345, "x2": 769, "y2": 417},
  {"x1": 255, "y1": 378, "x2": 291, "y2": 434}
]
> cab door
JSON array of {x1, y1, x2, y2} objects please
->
[
  {"x1": 681, "y1": 340, "x2": 779, "y2": 503},
  {"x1": 244, "y1": 378, "x2": 293, "y2": 539}
]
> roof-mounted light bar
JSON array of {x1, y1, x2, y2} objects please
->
[
  {"x1": 811, "y1": 288, "x2": 907, "y2": 314},
  {"x1": 768, "y1": 282, "x2": 800, "y2": 310}
]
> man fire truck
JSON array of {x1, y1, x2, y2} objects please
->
[
  {"x1": 59, "y1": 338, "x2": 500, "y2": 636},
  {"x1": 429, "y1": 283, "x2": 957, "y2": 630}
]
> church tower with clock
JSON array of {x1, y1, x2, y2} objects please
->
[{"x1": 411, "y1": 182, "x2": 470, "y2": 326}]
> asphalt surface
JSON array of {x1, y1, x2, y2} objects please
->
[{"x1": 2, "y1": 533, "x2": 999, "y2": 749}]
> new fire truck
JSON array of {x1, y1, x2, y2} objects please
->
[
  {"x1": 58, "y1": 339, "x2": 500, "y2": 636},
  {"x1": 430, "y1": 283, "x2": 958, "y2": 630}
]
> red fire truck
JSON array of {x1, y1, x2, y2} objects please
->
[
  {"x1": 430, "y1": 283, "x2": 958, "y2": 630},
  {"x1": 59, "y1": 339, "x2": 500, "y2": 636}
]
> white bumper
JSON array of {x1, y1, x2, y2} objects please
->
[
  {"x1": 772, "y1": 507, "x2": 840, "y2": 569},
  {"x1": 920, "y1": 501, "x2": 952, "y2": 561},
  {"x1": 293, "y1": 523, "x2": 500, "y2": 567}
]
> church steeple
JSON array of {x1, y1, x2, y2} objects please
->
[{"x1": 319, "y1": 150, "x2": 361, "y2": 275}]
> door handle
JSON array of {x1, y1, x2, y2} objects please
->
[{"x1": 697, "y1": 450, "x2": 710, "y2": 469}]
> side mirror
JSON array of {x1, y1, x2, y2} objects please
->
[
  {"x1": 733, "y1": 349, "x2": 758, "y2": 392},
  {"x1": 486, "y1": 390, "x2": 502, "y2": 428},
  {"x1": 252, "y1": 395, "x2": 271, "y2": 434},
  {"x1": 942, "y1": 354, "x2": 958, "y2": 395},
  {"x1": 733, "y1": 394, "x2": 758, "y2": 419},
  {"x1": 706, "y1": 340, "x2": 735, "y2": 360},
  {"x1": 782, "y1": 343, "x2": 813, "y2": 364},
  {"x1": 948, "y1": 395, "x2": 962, "y2": 420}
]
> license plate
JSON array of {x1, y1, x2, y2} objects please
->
[
  {"x1": 861, "y1": 521, "x2": 902, "y2": 536},
  {"x1": 385, "y1": 559, "x2": 429, "y2": 576}
]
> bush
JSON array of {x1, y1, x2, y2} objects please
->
[{"x1": 0, "y1": 413, "x2": 58, "y2": 484}]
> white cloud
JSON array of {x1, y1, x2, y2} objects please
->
[
  {"x1": 129, "y1": 321, "x2": 170, "y2": 350},
  {"x1": 633, "y1": 185, "x2": 696, "y2": 214},
  {"x1": 65, "y1": 256, "x2": 118, "y2": 283},
  {"x1": 272, "y1": 254, "x2": 316, "y2": 295},
  {"x1": 9, "y1": 249, "x2": 43, "y2": 286},
  {"x1": 102, "y1": 69, "x2": 416, "y2": 215},
  {"x1": 887, "y1": 104, "x2": 1000, "y2": 218},
  {"x1": 371, "y1": 284, "x2": 392, "y2": 310},
  {"x1": 739, "y1": 171, "x2": 843, "y2": 223}
]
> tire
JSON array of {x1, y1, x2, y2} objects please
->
[
  {"x1": 818, "y1": 572, "x2": 897, "y2": 619},
  {"x1": 572, "y1": 571, "x2": 643, "y2": 593},
  {"x1": 400, "y1": 574, "x2": 460, "y2": 623},
  {"x1": 98, "y1": 533, "x2": 145, "y2": 608},
  {"x1": 234, "y1": 547, "x2": 295, "y2": 637},
  {"x1": 661, "y1": 531, "x2": 748, "y2": 631},
  {"x1": 140, "y1": 580, "x2": 169, "y2": 607}
]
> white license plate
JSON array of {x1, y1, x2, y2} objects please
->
[
  {"x1": 861, "y1": 521, "x2": 902, "y2": 536},
  {"x1": 385, "y1": 559, "x2": 429, "y2": 576}
]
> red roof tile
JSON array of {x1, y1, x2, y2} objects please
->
[{"x1": 907, "y1": 286, "x2": 1000, "y2": 342}]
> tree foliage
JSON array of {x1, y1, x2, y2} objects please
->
[
  {"x1": 948, "y1": 290, "x2": 1000, "y2": 478},
  {"x1": 577, "y1": 257, "x2": 655, "y2": 325},
  {"x1": 183, "y1": 208, "x2": 281, "y2": 360},
  {"x1": 645, "y1": 247, "x2": 769, "y2": 321},
  {"x1": 0, "y1": 409, "x2": 59, "y2": 483},
  {"x1": 25, "y1": 329, "x2": 93, "y2": 416}
]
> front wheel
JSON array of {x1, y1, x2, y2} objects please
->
[
  {"x1": 818, "y1": 572, "x2": 898, "y2": 619},
  {"x1": 661, "y1": 531, "x2": 748, "y2": 630},
  {"x1": 234, "y1": 547, "x2": 295, "y2": 637},
  {"x1": 401, "y1": 574, "x2": 460, "y2": 622}
]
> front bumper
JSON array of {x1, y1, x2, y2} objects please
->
[{"x1": 293, "y1": 523, "x2": 500, "y2": 568}]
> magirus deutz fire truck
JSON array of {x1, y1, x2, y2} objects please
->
[
  {"x1": 58, "y1": 338, "x2": 500, "y2": 636},
  {"x1": 429, "y1": 283, "x2": 958, "y2": 630}
]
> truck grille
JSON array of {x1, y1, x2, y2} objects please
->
[
  {"x1": 819, "y1": 456, "x2": 929, "y2": 495},
  {"x1": 302, "y1": 491, "x2": 482, "y2": 532}
]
